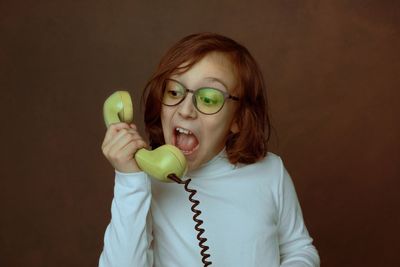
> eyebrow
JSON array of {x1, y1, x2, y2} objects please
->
[{"x1": 203, "y1": 77, "x2": 229, "y2": 91}]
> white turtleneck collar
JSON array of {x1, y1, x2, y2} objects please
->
[{"x1": 184, "y1": 148, "x2": 238, "y2": 179}]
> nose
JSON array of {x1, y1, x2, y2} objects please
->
[{"x1": 177, "y1": 92, "x2": 197, "y2": 119}]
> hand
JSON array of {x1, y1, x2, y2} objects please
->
[{"x1": 101, "y1": 122, "x2": 148, "y2": 173}]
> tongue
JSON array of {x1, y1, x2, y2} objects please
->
[{"x1": 176, "y1": 133, "x2": 199, "y2": 152}]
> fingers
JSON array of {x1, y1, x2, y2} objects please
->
[
  {"x1": 109, "y1": 139, "x2": 147, "y2": 164},
  {"x1": 106, "y1": 130, "x2": 147, "y2": 157},
  {"x1": 101, "y1": 122, "x2": 147, "y2": 158},
  {"x1": 102, "y1": 122, "x2": 131, "y2": 148}
]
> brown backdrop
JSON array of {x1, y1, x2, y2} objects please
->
[{"x1": 1, "y1": 0, "x2": 399, "y2": 266}]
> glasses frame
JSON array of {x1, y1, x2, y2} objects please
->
[{"x1": 162, "y1": 78, "x2": 240, "y2": 115}]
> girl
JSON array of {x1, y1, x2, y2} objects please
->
[{"x1": 99, "y1": 33, "x2": 320, "y2": 267}]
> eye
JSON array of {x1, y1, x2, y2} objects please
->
[
  {"x1": 165, "y1": 80, "x2": 185, "y2": 99},
  {"x1": 197, "y1": 88, "x2": 224, "y2": 106},
  {"x1": 199, "y1": 95, "x2": 217, "y2": 105},
  {"x1": 166, "y1": 89, "x2": 183, "y2": 98}
]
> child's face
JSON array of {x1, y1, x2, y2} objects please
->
[{"x1": 161, "y1": 52, "x2": 239, "y2": 171}]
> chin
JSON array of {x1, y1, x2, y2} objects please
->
[{"x1": 184, "y1": 151, "x2": 201, "y2": 171}]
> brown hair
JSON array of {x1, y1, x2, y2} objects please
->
[{"x1": 141, "y1": 32, "x2": 271, "y2": 165}]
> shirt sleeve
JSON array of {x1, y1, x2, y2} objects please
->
[
  {"x1": 277, "y1": 158, "x2": 320, "y2": 267},
  {"x1": 99, "y1": 170, "x2": 154, "y2": 267}
]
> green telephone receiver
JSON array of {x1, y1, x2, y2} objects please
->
[{"x1": 103, "y1": 91, "x2": 187, "y2": 182}]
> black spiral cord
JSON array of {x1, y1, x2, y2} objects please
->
[{"x1": 168, "y1": 174, "x2": 212, "y2": 267}]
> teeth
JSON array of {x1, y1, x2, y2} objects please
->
[{"x1": 176, "y1": 127, "x2": 192, "y2": 135}]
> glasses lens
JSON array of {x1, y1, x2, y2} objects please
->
[
  {"x1": 163, "y1": 80, "x2": 185, "y2": 106},
  {"x1": 195, "y1": 88, "x2": 225, "y2": 114}
]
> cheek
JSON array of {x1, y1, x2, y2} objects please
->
[
  {"x1": 161, "y1": 106, "x2": 174, "y2": 124},
  {"x1": 202, "y1": 115, "x2": 233, "y2": 146},
  {"x1": 160, "y1": 108, "x2": 171, "y2": 140},
  {"x1": 161, "y1": 106, "x2": 182, "y2": 145}
]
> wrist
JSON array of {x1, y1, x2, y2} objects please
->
[
  {"x1": 114, "y1": 162, "x2": 141, "y2": 174},
  {"x1": 115, "y1": 169, "x2": 149, "y2": 188}
]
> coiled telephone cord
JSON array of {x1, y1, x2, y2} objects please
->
[{"x1": 168, "y1": 174, "x2": 212, "y2": 267}]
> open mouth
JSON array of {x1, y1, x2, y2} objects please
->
[{"x1": 173, "y1": 127, "x2": 199, "y2": 155}]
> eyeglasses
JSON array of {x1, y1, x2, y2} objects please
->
[{"x1": 162, "y1": 79, "x2": 240, "y2": 115}]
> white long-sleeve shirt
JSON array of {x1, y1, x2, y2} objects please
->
[{"x1": 99, "y1": 150, "x2": 320, "y2": 267}]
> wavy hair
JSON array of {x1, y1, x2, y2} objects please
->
[{"x1": 141, "y1": 32, "x2": 271, "y2": 164}]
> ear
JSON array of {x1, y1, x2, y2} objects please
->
[{"x1": 230, "y1": 120, "x2": 239, "y2": 134}]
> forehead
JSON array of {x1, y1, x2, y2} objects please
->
[{"x1": 171, "y1": 52, "x2": 238, "y2": 93}]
